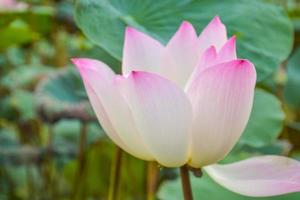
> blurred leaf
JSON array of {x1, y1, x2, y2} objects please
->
[
  {"x1": 158, "y1": 172, "x2": 300, "y2": 200},
  {"x1": 34, "y1": 67, "x2": 95, "y2": 123},
  {"x1": 63, "y1": 140, "x2": 114, "y2": 198},
  {"x1": 5, "y1": 46, "x2": 25, "y2": 66},
  {"x1": 119, "y1": 154, "x2": 147, "y2": 200},
  {"x1": 56, "y1": 0, "x2": 74, "y2": 24},
  {"x1": 0, "y1": 6, "x2": 54, "y2": 34},
  {"x1": 5, "y1": 165, "x2": 42, "y2": 199},
  {"x1": 1, "y1": 65, "x2": 53, "y2": 89},
  {"x1": 63, "y1": 140, "x2": 147, "y2": 199},
  {"x1": 288, "y1": 122, "x2": 300, "y2": 131},
  {"x1": 75, "y1": 0, "x2": 293, "y2": 81},
  {"x1": 0, "y1": 19, "x2": 37, "y2": 49},
  {"x1": 53, "y1": 119, "x2": 104, "y2": 145},
  {"x1": 5, "y1": 166, "x2": 28, "y2": 198},
  {"x1": 240, "y1": 89, "x2": 285, "y2": 147},
  {"x1": 12, "y1": 90, "x2": 35, "y2": 120},
  {"x1": 223, "y1": 140, "x2": 292, "y2": 164},
  {"x1": 0, "y1": 127, "x2": 19, "y2": 149},
  {"x1": 284, "y1": 47, "x2": 300, "y2": 108},
  {"x1": 291, "y1": 151, "x2": 300, "y2": 161},
  {"x1": 0, "y1": 6, "x2": 53, "y2": 50},
  {"x1": 0, "y1": 89, "x2": 35, "y2": 120}
]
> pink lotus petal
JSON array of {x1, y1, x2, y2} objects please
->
[
  {"x1": 72, "y1": 58, "x2": 153, "y2": 160},
  {"x1": 185, "y1": 46, "x2": 217, "y2": 89},
  {"x1": 122, "y1": 27, "x2": 164, "y2": 76},
  {"x1": 198, "y1": 16, "x2": 227, "y2": 54},
  {"x1": 187, "y1": 59, "x2": 256, "y2": 167},
  {"x1": 185, "y1": 37, "x2": 237, "y2": 89},
  {"x1": 217, "y1": 36, "x2": 237, "y2": 61},
  {"x1": 205, "y1": 155, "x2": 300, "y2": 197},
  {"x1": 160, "y1": 21, "x2": 199, "y2": 87},
  {"x1": 118, "y1": 71, "x2": 193, "y2": 167}
]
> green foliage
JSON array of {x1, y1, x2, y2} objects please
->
[
  {"x1": 63, "y1": 140, "x2": 114, "y2": 198},
  {"x1": 158, "y1": 172, "x2": 300, "y2": 200},
  {"x1": 78, "y1": 46, "x2": 121, "y2": 73},
  {"x1": 74, "y1": 0, "x2": 293, "y2": 81},
  {"x1": 34, "y1": 67, "x2": 95, "y2": 122},
  {"x1": 0, "y1": 19, "x2": 37, "y2": 50},
  {"x1": 63, "y1": 141, "x2": 147, "y2": 199},
  {"x1": 0, "y1": 89, "x2": 35, "y2": 120},
  {"x1": 1, "y1": 64, "x2": 53, "y2": 89},
  {"x1": 240, "y1": 89, "x2": 285, "y2": 147},
  {"x1": 0, "y1": 0, "x2": 300, "y2": 199},
  {"x1": 0, "y1": 7, "x2": 54, "y2": 50},
  {"x1": 284, "y1": 47, "x2": 300, "y2": 108},
  {"x1": 53, "y1": 119, "x2": 104, "y2": 145}
]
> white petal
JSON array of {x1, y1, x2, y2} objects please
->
[
  {"x1": 205, "y1": 155, "x2": 300, "y2": 197},
  {"x1": 187, "y1": 60, "x2": 256, "y2": 167},
  {"x1": 160, "y1": 21, "x2": 199, "y2": 87},
  {"x1": 185, "y1": 37, "x2": 237, "y2": 89},
  {"x1": 118, "y1": 71, "x2": 193, "y2": 167},
  {"x1": 72, "y1": 58, "x2": 153, "y2": 160},
  {"x1": 122, "y1": 27, "x2": 164, "y2": 75},
  {"x1": 198, "y1": 16, "x2": 227, "y2": 53}
]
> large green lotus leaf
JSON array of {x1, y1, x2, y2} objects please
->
[
  {"x1": 74, "y1": 0, "x2": 293, "y2": 81},
  {"x1": 222, "y1": 140, "x2": 291, "y2": 164},
  {"x1": 34, "y1": 67, "x2": 95, "y2": 123},
  {"x1": 284, "y1": 47, "x2": 300, "y2": 108},
  {"x1": 158, "y1": 172, "x2": 300, "y2": 200},
  {"x1": 75, "y1": 46, "x2": 121, "y2": 73},
  {"x1": 239, "y1": 89, "x2": 285, "y2": 147}
]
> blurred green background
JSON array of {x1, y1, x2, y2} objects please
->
[{"x1": 1, "y1": 0, "x2": 300, "y2": 199}]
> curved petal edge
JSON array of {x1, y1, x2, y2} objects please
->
[
  {"x1": 118, "y1": 71, "x2": 193, "y2": 167},
  {"x1": 204, "y1": 155, "x2": 300, "y2": 197},
  {"x1": 187, "y1": 59, "x2": 256, "y2": 167}
]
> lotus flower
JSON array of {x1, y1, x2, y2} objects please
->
[{"x1": 72, "y1": 16, "x2": 300, "y2": 197}]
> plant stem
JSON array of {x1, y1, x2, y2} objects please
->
[
  {"x1": 26, "y1": 164, "x2": 35, "y2": 200},
  {"x1": 42, "y1": 125, "x2": 54, "y2": 198},
  {"x1": 108, "y1": 146, "x2": 123, "y2": 200},
  {"x1": 71, "y1": 121, "x2": 88, "y2": 200},
  {"x1": 147, "y1": 162, "x2": 159, "y2": 200},
  {"x1": 180, "y1": 165, "x2": 193, "y2": 200}
]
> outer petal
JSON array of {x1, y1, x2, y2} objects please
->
[
  {"x1": 198, "y1": 16, "x2": 227, "y2": 53},
  {"x1": 72, "y1": 58, "x2": 153, "y2": 160},
  {"x1": 122, "y1": 27, "x2": 164, "y2": 75},
  {"x1": 187, "y1": 60, "x2": 256, "y2": 167},
  {"x1": 118, "y1": 71, "x2": 193, "y2": 167},
  {"x1": 205, "y1": 156, "x2": 300, "y2": 197},
  {"x1": 160, "y1": 21, "x2": 199, "y2": 87}
]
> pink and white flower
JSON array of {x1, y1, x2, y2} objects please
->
[{"x1": 72, "y1": 16, "x2": 300, "y2": 197}]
